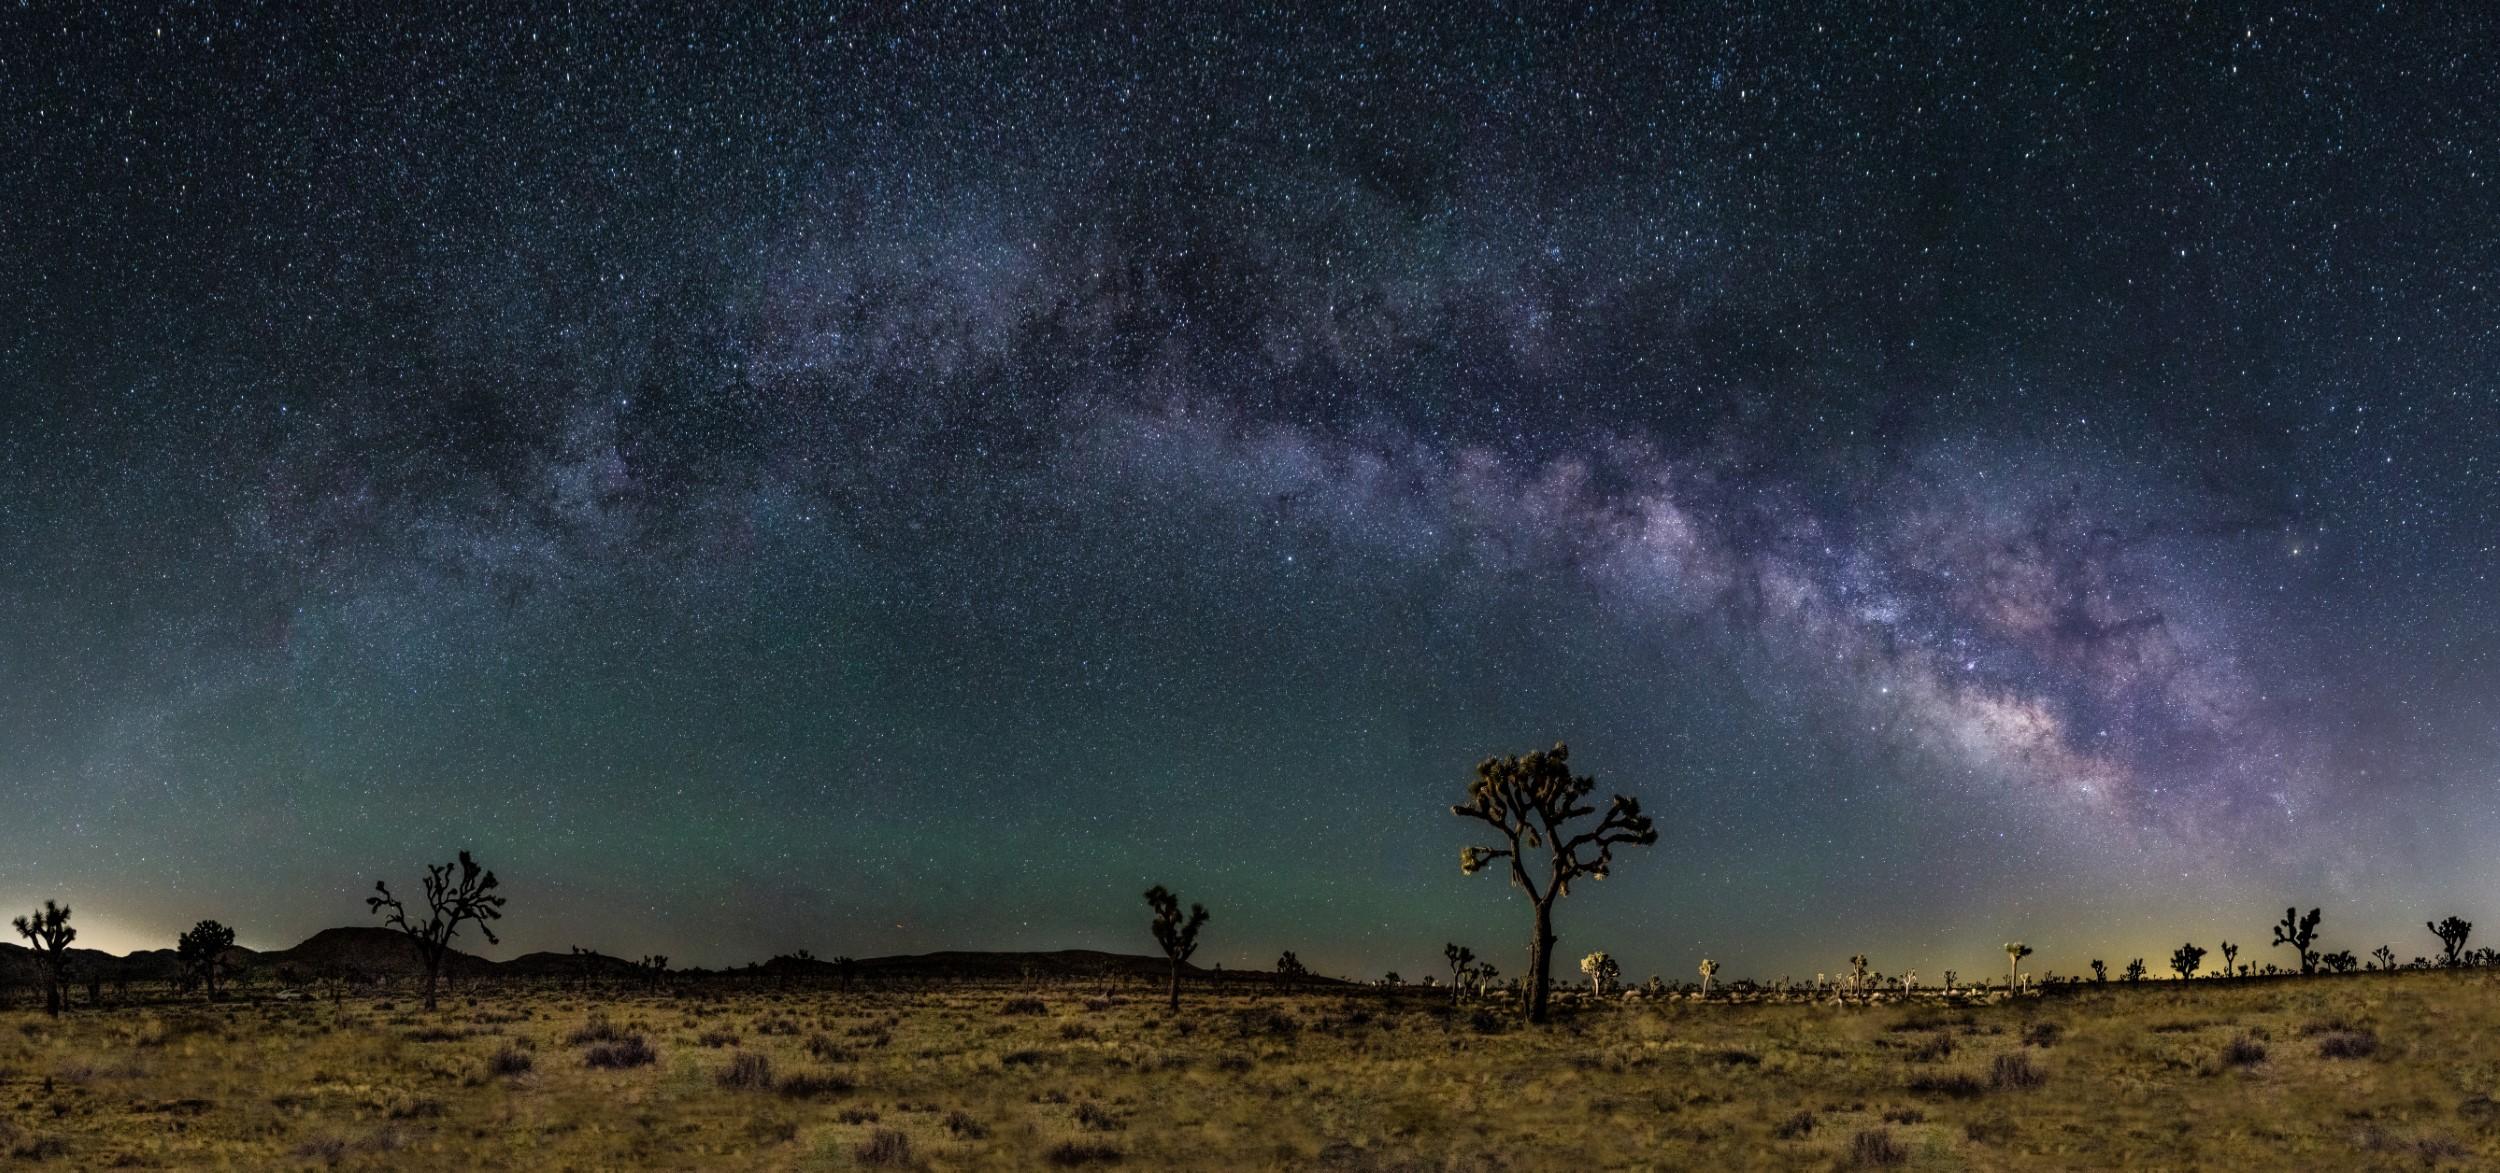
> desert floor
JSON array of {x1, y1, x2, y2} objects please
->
[{"x1": 3, "y1": 972, "x2": 2497, "y2": 1169}]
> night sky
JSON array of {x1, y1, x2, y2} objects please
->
[{"x1": 5, "y1": 5, "x2": 2498, "y2": 985}]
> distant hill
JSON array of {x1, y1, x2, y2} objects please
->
[{"x1": 0, "y1": 931, "x2": 1346, "y2": 987}]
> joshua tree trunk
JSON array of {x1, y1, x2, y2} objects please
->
[
  {"x1": 421, "y1": 945, "x2": 445, "y2": 1012},
  {"x1": 1527, "y1": 900, "x2": 1556, "y2": 1023},
  {"x1": 42, "y1": 962, "x2": 61, "y2": 1017},
  {"x1": 1166, "y1": 958, "x2": 1180, "y2": 1013},
  {"x1": 2008, "y1": 955, "x2": 2018, "y2": 991}
]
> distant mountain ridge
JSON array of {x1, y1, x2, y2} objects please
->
[{"x1": 0, "y1": 930, "x2": 1342, "y2": 985}]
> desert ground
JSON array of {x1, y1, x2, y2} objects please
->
[{"x1": 3, "y1": 971, "x2": 2497, "y2": 1170}]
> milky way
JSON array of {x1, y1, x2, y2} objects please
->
[{"x1": 4, "y1": 5, "x2": 2498, "y2": 981}]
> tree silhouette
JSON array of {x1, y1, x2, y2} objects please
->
[
  {"x1": 2090, "y1": 959, "x2": 2106, "y2": 983},
  {"x1": 640, "y1": 955, "x2": 670, "y2": 990},
  {"x1": 177, "y1": 920, "x2": 237, "y2": 1001},
  {"x1": 2169, "y1": 942, "x2": 2206, "y2": 981},
  {"x1": 2004, "y1": 942, "x2": 2033, "y2": 991},
  {"x1": 1848, "y1": 953, "x2": 1872, "y2": 1001},
  {"x1": 1274, "y1": 950, "x2": 1308, "y2": 993},
  {"x1": 2429, "y1": 917, "x2": 2472, "y2": 967},
  {"x1": 2371, "y1": 945, "x2": 2396, "y2": 972},
  {"x1": 1143, "y1": 885, "x2": 1208, "y2": 1013},
  {"x1": 1443, "y1": 943, "x2": 1476, "y2": 1003},
  {"x1": 2218, "y1": 941, "x2": 2238, "y2": 979},
  {"x1": 366, "y1": 850, "x2": 506, "y2": 1011},
  {"x1": 11, "y1": 901, "x2": 74, "y2": 1017},
  {"x1": 2122, "y1": 958, "x2": 2146, "y2": 983},
  {"x1": 1579, "y1": 950, "x2": 1618, "y2": 997},
  {"x1": 1698, "y1": 958, "x2": 1721, "y2": 998},
  {"x1": 2320, "y1": 949, "x2": 2358, "y2": 974},
  {"x1": 2271, "y1": 907, "x2": 2322, "y2": 976},
  {"x1": 1453, "y1": 742, "x2": 1657, "y2": 1023}
]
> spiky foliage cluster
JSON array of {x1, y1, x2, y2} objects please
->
[
  {"x1": 2430, "y1": 916, "x2": 2473, "y2": 966},
  {"x1": 2320, "y1": 949, "x2": 2358, "y2": 974},
  {"x1": 1579, "y1": 950, "x2": 1619, "y2": 996},
  {"x1": 177, "y1": 920, "x2": 237, "y2": 1001},
  {"x1": 11, "y1": 900, "x2": 75, "y2": 1017},
  {"x1": 1453, "y1": 742, "x2": 1656, "y2": 1023},
  {"x1": 367, "y1": 850, "x2": 506, "y2": 1011},
  {"x1": 2170, "y1": 942, "x2": 2206, "y2": 980},
  {"x1": 2122, "y1": 958, "x2": 2147, "y2": 982},
  {"x1": 2271, "y1": 906, "x2": 2322, "y2": 975},
  {"x1": 1144, "y1": 884, "x2": 1209, "y2": 1012}
]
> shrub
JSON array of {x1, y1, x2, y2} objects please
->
[
  {"x1": 1001, "y1": 997, "x2": 1048, "y2": 1016},
  {"x1": 583, "y1": 1036, "x2": 656, "y2": 1069},
  {"x1": 1847, "y1": 1128, "x2": 1909, "y2": 1166},
  {"x1": 778, "y1": 1070, "x2": 856, "y2": 1098},
  {"x1": 1075, "y1": 1101, "x2": 1124, "y2": 1131},
  {"x1": 1044, "y1": 1139, "x2": 1124, "y2": 1165},
  {"x1": 568, "y1": 1016, "x2": 626, "y2": 1046},
  {"x1": 1989, "y1": 1052, "x2": 2046, "y2": 1090},
  {"x1": 697, "y1": 1029, "x2": 740, "y2": 1048},
  {"x1": 1907, "y1": 1033, "x2": 1956, "y2": 1063},
  {"x1": 2222, "y1": 1036, "x2": 2268, "y2": 1067},
  {"x1": 803, "y1": 1034, "x2": 854, "y2": 1063},
  {"x1": 1906, "y1": 1072, "x2": 1985, "y2": 1098},
  {"x1": 854, "y1": 1128, "x2": 913, "y2": 1166},
  {"x1": 944, "y1": 1110, "x2": 989, "y2": 1139},
  {"x1": 2317, "y1": 1030, "x2": 2379, "y2": 1060},
  {"x1": 2020, "y1": 1022, "x2": 2062, "y2": 1048},
  {"x1": 1773, "y1": 1110, "x2": 1816, "y2": 1139},
  {"x1": 488, "y1": 1046, "x2": 534, "y2": 1077},
  {"x1": 716, "y1": 1051, "x2": 773, "y2": 1090}
]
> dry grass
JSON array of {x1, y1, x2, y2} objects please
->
[{"x1": 1, "y1": 971, "x2": 2497, "y2": 1167}]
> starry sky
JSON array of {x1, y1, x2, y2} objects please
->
[{"x1": 4, "y1": 4, "x2": 2498, "y2": 984}]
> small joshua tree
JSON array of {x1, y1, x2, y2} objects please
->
[
  {"x1": 2218, "y1": 941, "x2": 2238, "y2": 978},
  {"x1": 2271, "y1": 907, "x2": 2322, "y2": 976},
  {"x1": 177, "y1": 920, "x2": 238, "y2": 1001},
  {"x1": 1144, "y1": 885, "x2": 1209, "y2": 1012},
  {"x1": 2122, "y1": 958, "x2": 2146, "y2": 983},
  {"x1": 2004, "y1": 942, "x2": 2033, "y2": 991},
  {"x1": 1580, "y1": 951, "x2": 1619, "y2": 997},
  {"x1": 1698, "y1": 958, "x2": 1721, "y2": 998},
  {"x1": 640, "y1": 955, "x2": 670, "y2": 989},
  {"x1": 2170, "y1": 942, "x2": 2206, "y2": 981},
  {"x1": 2369, "y1": 945, "x2": 2394, "y2": 972},
  {"x1": 12, "y1": 901, "x2": 75, "y2": 1017},
  {"x1": 1848, "y1": 954, "x2": 1871, "y2": 1000},
  {"x1": 1454, "y1": 742, "x2": 1657, "y2": 1023},
  {"x1": 1444, "y1": 944, "x2": 1476, "y2": 1003},
  {"x1": 2430, "y1": 917, "x2": 2472, "y2": 967},
  {"x1": 367, "y1": 850, "x2": 506, "y2": 1011},
  {"x1": 2321, "y1": 949, "x2": 2358, "y2": 974},
  {"x1": 1275, "y1": 951, "x2": 1308, "y2": 993},
  {"x1": 2089, "y1": 959, "x2": 2106, "y2": 983}
]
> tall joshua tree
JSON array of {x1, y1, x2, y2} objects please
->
[
  {"x1": 2004, "y1": 942, "x2": 2033, "y2": 991},
  {"x1": 2218, "y1": 941, "x2": 2238, "y2": 979},
  {"x1": 177, "y1": 920, "x2": 237, "y2": 1001},
  {"x1": 1274, "y1": 950, "x2": 1308, "y2": 993},
  {"x1": 1143, "y1": 885, "x2": 1208, "y2": 1013},
  {"x1": 367, "y1": 850, "x2": 506, "y2": 1011},
  {"x1": 2170, "y1": 942, "x2": 2206, "y2": 981},
  {"x1": 1444, "y1": 944, "x2": 1476, "y2": 1003},
  {"x1": 1453, "y1": 742, "x2": 1657, "y2": 1023},
  {"x1": 2430, "y1": 917, "x2": 2473, "y2": 967},
  {"x1": 2372, "y1": 945, "x2": 2397, "y2": 972},
  {"x1": 2272, "y1": 907, "x2": 2322, "y2": 976},
  {"x1": 11, "y1": 901, "x2": 75, "y2": 1017},
  {"x1": 1579, "y1": 951, "x2": 1618, "y2": 997},
  {"x1": 1698, "y1": 958, "x2": 1721, "y2": 998}
]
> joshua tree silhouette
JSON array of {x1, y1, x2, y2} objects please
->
[
  {"x1": 2122, "y1": 958, "x2": 2146, "y2": 983},
  {"x1": 2090, "y1": 959, "x2": 2106, "y2": 983},
  {"x1": 177, "y1": 920, "x2": 237, "y2": 1001},
  {"x1": 1698, "y1": 958, "x2": 1721, "y2": 998},
  {"x1": 2429, "y1": 917, "x2": 2472, "y2": 967},
  {"x1": 2372, "y1": 945, "x2": 2397, "y2": 971},
  {"x1": 1444, "y1": 943, "x2": 1476, "y2": 1002},
  {"x1": 1274, "y1": 950, "x2": 1308, "y2": 992},
  {"x1": 2271, "y1": 907, "x2": 2322, "y2": 976},
  {"x1": 11, "y1": 900, "x2": 75, "y2": 1017},
  {"x1": 367, "y1": 850, "x2": 506, "y2": 1011},
  {"x1": 1453, "y1": 742, "x2": 1657, "y2": 1023},
  {"x1": 1143, "y1": 885, "x2": 1209, "y2": 1012},
  {"x1": 2169, "y1": 942, "x2": 2206, "y2": 981},
  {"x1": 1579, "y1": 950, "x2": 1619, "y2": 996},
  {"x1": 2004, "y1": 942, "x2": 2033, "y2": 991},
  {"x1": 2218, "y1": 941, "x2": 2238, "y2": 978}
]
